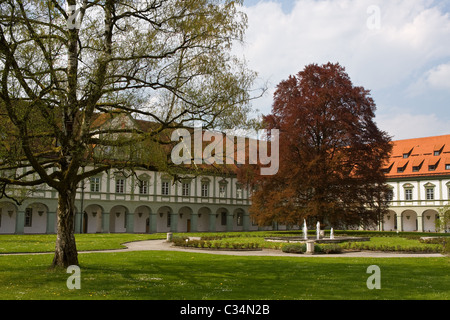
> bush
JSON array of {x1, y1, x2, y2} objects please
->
[
  {"x1": 316, "y1": 244, "x2": 343, "y2": 254},
  {"x1": 441, "y1": 240, "x2": 450, "y2": 255},
  {"x1": 419, "y1": 237, "x2": 447, "y2": 244},
  {"x1": 281, "y1": 244, "x2": 305, "y2": 254}
]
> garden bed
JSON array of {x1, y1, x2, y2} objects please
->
[{"x1": 170, "y1": 236, "x2": 263, "y2": 251}]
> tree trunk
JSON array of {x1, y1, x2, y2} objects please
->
[{"x1": 52, "y1": 187, "x2": 79, "y2": 268}]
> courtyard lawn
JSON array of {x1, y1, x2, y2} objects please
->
[
  {"x1": 0, "y1": 233, "x2": 165, "y2": 253},
  {"x1": 0, "y1": 250, "x2": 448, "y2": 300}
]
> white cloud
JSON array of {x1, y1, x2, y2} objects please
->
[
  {"x1": 376, "y1": 112, "x2": 449, "y2": 141},
  {"x1": 426, "y1": 62, "x2": 450, "y2": 89},
  {"x1": 240, "y1": 0, "x2": 450, "y2": 114}
]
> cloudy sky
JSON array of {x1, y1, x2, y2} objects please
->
[{"x1": 236, "y1": 0, "x2": 450, "y2": 140}]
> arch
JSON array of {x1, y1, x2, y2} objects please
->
[
  {"x1": 401, "y1": 210, "x2": 417, "y2": 232},
  {"x1": 197, "y1": 206, "x2": 211, "y2": 232},
  {"x1": 216, "y1": 207, "x2": 229, "y2": 232},
  {"x1": 178, "y1": 206, "x2": 193, "y2": 232},
  {"x1": 109, "y1": 205, "x2": 129, "y2": 233},
  {"x1": 0, "y1": 202, "x2": 18, "y2": 234},
  {"x1": 84, "y1": 204, "x2": 104, "y2": 233},
  {"x1": 422, "y1": 209, "x2": 439, "y2": 232},
  {"x1": 24, "y1": 202, "x2": 49, "y2": 234},
  {"x1": 134, "y1": 205, "x2": 152, "y2": 233},
  {"x1": 382, "y1": 210, "x2": 396, "y2": 231},
  {"x1": 233, "y1": 208, "x2": 246, "y2": 230},
  {"x1": 156, "y1": 205, "x2": 173, "y2": 233}
]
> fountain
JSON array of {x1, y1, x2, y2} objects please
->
[
  {"x1": 303, "y1": 219, "x2": 308, "y2": 240},
  {"x1": 264, "y1": 221, "x2": 370, "y2": 245},
  {"x1": 316, "y1": 221, "x2": 320, "y2": 240}
]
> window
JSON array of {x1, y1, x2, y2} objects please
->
[
  {"x1": 404, "y1": 189, "x2": 413, "y2": 201},
  {"x1": 403, "y1": 153, "x2": 409, "y2": 159},
  {"x1": 446, "y1": 164, "x2": 450, "y2": 170},
  {"x1": 90, "y1": 177, "x2": 100, "y2": 192},
  {"x1": 426, "y1": 188, "x2": 434, "y2": 200},
  {"x1": 167, "y1": 213, "x2": 171, "y2": 227},
  {"x1": 25, "y1": 208, "x2": 32, "y2": 227},
  {"x1": 139, "y1": 180, "x2": 148, "y2": 195},
  {"x1": 236, "y1": 184, "x2": 243, "y2": 199},
  {"x1": 219, "y1": 184, "x2": 226, "y2": 198},
  {"x1": 429, "y1": 165, "x2": 437, "y2": 171},
  {"x1": 386, "y1": 190, "x2": 394, "y2": 201},
  {"x1": 161, "y1": 181, "x2": 170, "y2": 196},
  {"x1": 434, "y1": 150, "x2": 441, "y2": 156},
  {"x1": 115, "y1": 178, "x2": 125, "y2": 194},
  {"x1": 201, "y1": 182, "x2": 209, "y2": 197},
  {"x1": 181, "y1": 182, "x2": 190, "y2": 196}
]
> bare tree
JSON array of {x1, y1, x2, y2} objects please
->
[{"x1": 0, "y1": 0, "x2": 259, "y2": 267}]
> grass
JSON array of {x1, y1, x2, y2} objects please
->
[
  {"x1": 0, "y1": 251, "x2": 448, "y2": 300},
  {"x1": 0, "y1": 232, "x2": 448, "y2": 300},
  {"x1": 0, "y1": 233, "x2": 165, "y2": 253}
]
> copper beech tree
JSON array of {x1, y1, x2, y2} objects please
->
[
  {"x1": 0, "y1": 0, "x2": 259, "y2": 268},
  {"x1": 240, "y1": 63, "x2": 393, "y2": 230}
]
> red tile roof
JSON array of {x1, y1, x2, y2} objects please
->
[{"x1": 385, "y1": 134, "x2": 450, "y2": 179}]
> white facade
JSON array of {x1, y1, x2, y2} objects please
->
[
  {"x1": 382, "y1": 178, "x2": 450, "y2": 232},
  {"x1": 0, "y1": 169, "x2": 258, "y2": 234}
]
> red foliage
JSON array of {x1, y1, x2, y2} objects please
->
[{"x1": 239, "y1": 63, "x2": 392, "y2": 228}]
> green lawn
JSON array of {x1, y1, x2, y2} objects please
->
[
  {"x1": 0, "y1": 251, "x2": 448, "y2": 300},
  {"x1": 0, "y1": 232, "x2": 448, "y2": 300},
  {"x1": 0, "y1": 233, "x2": 165, "y2": 253}
]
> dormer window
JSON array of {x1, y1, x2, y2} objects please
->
[
  {"x1": 402, "y1": 147, "x2": 413, "y2": 159},
  {"x1": 412, "y1": 159, "x2": 423, "y2": 172},
  {"x1": 428, "y1": 159, "x2": 440, "y2": 172},
  {"x1": 397, "y1": 160, "x2": 408, "y2": 173},
  {"x1": 433, "y1": 144, "x2": 444, "y2": 156},
  {"x1": 382, "y1": 162, "x2": 394, "y2": 174}
]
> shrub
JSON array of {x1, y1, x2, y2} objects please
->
[
  {"x1": 318, "y1": 244, "x2": 343, "y2": 254},
  {"x1": 442, "y1": 240, "x2": 450, "y2": 255},
  {"x1": 281, "y1": 244, "x2": 305, "y2": 254}
]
